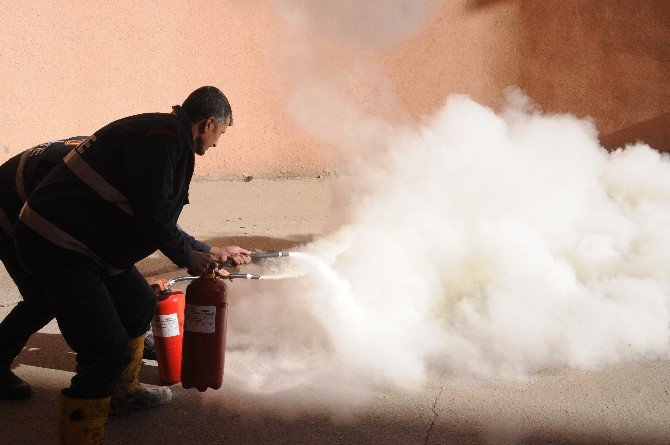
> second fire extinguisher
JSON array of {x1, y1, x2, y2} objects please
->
[
  {"x1": 181, "y1": 272, "x2": 229, "y2": 391},
  {"x1": 152, "y1": 286, "x2": 186, "y2": 384}
]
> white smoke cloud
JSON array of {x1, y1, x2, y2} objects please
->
[
  {"x1": 268, "y1": 0, "x2": 438, "y2": 160},
  {"x1": 274, "y1": 0, "x2": 438, "y2": 50},
  {"x1": 218, "y1": 91, "x2": 670, "y2": 415},
  {"x1": 205, "y1": 0, "x2": 670, "y2": 414}
]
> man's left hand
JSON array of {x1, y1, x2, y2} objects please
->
[{"x1": 209, "y1": 245, "x2": 252, "y2": 267}]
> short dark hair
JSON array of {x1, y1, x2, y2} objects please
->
[{"x1": 182, "y1": 86, "x2": 233, "y2": 126}]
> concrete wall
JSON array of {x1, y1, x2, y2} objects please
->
[
  {"x1": 1, "y1": 0, "x2": 668, "y2": 178},
  {"x1": 0, "y1": 0, "x2": 332, "y2": 179},
  {"x1": 517, "y1": 0, "x2": 670, "y2": 150},
  {"x1": 386, "y1": 0, "x2": 670, "y2": 151}
]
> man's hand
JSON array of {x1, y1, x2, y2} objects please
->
[
  {"x1": 215, "y1": 268, "x2": 233, "y2": 282},
  {"x1": 210, "y1": 246, "x2": 252, "y2": 267},
  {"x1": 187, "y1": 250, "x2": 216, "y2": 276}
]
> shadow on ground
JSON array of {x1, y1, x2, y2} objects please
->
[
  {"x1": 8, "y1": 332, "x2": 662, "y2": 444},
  {"x1": 13, "y1": 332, "x2": 163, "y2": 386}
]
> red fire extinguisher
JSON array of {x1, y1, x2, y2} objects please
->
[
  {"x1": 181, "y1": 272, "x2": 229, "y2": 391},
  {"x1": 152, "y1": 285, "x2": 186, "y2": 384}
]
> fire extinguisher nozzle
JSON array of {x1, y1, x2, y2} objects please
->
[{"x1": 249, "y1": 251, "x2": 290, "y2": 259}]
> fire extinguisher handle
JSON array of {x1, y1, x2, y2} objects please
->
[{"x1": 217, "y1": 259, "x2": 235, "y2": 269}]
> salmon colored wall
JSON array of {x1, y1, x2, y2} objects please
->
[
  {"x1": 386, "y1": 0, "x2": 670, "y2": 151},
  {"x1": 384, "y1": 0, "x2": 522, "y2": 118},
  {"x1": 1, "y1": 1, "x2": 668, "y2": 178},
  {"x1": 0, "y1": 0, "x2": 333, "y2": 179},
  {"x1": 517, "y1": 0, "x2": 670, "y2": 151}
]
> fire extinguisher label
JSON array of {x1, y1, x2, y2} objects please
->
[
  {"x1": 184, "y1": 304, "x2": 217, "y2": 333},
  {"x1": 152, "y1": 313, "x2": 180, "y2": 338}
]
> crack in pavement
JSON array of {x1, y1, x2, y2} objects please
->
[{"x1": 424, "y1": 386, "x2": 444, "y2": 445}]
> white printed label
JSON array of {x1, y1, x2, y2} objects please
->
[
  {"x1": 152, "y1": 313, "x2": 180, "y2": 338},
  {"x1": 184, "y1": 304, "x2": 216, "y2": 333}
]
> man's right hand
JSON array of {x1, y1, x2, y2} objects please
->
[{"x1": 186, "y1": 250, "x2": 216, "y2": 276}]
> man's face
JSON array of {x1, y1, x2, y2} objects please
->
[{"x1": 194, "y1": 115, "x2": 231, "y2": 156}]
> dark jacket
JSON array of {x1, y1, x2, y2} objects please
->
[
  {"x1": 0, "y1": 137, "x2": 86, "y2": 244},
  {"x1": 17, "y1": 106, "x2": 208, "y2": 270}
]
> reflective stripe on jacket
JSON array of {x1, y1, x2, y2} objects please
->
[{"x1": 20, "y1": 106, "x2": 197, "y2": 270}]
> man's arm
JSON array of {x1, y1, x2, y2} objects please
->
[
  {"x1": 177, "y1": 223, "x2": 251, "y2": 267},
  {"x1": 122, "y1": 132, "x2": 204, "y2": 270},
  {"x1": 176, "y1": 223, "x2": 212, "y2": 253},
  {"x1": 122, "y1": 131, "x2": 251, "y2": 273}
]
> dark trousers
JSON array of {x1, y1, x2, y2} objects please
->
[
  {"x1": 0, "y1": 240, "x2": 54, "y2": 370},
  {"x1": 13, "y1": 226, "x2": 156, "y2": 398}
]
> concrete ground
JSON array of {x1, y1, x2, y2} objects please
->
[{"x1": 1, "y1": 179, "x2": 670, "y2": 445}]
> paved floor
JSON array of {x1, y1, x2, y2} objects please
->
[{"x1": 1, "y1": 179, "x2": 670, "y2": 444}]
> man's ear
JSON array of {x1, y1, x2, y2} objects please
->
[{"x1": 204, "y1": 117, "x2": 217, "y2": 132}]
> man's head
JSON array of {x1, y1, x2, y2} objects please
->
[{"x1": 182, "y1": 86, "x2": 233, "y2": 156}]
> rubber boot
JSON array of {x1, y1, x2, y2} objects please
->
[
  {"x1": 110, "y1": 335, "x2": 171, "y2": 415},
  {"x1": 0, "y1": 368, "x2": 31, "y2": 400},
  {"x1": 58, "y1": 391, "x2": 110, "y2": 445},
  {"x1": 142, "y1": 331, "x2": 157, "y2": 360}
]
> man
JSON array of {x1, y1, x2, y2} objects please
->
[
  {"x1": 0, "y1": 136, "x2": 223, "y2": 399},
  {"x1": 13, "y1": 86, "x2": 250, "y2": 444},
  {"x1": 0, "y1": 136, "x2": 87, "y2": 399}
]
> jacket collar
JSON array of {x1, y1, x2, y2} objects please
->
[{"x1": 172, "y1": 105, "x2": 195, "y2": 153}]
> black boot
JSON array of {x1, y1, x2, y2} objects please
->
[{"x1": 0, "y1": 369, "x2": 31, "y2": 400}]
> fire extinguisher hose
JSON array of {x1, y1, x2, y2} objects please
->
[
  {"x1": 166, "y1": 273, "x2": 261, "y2": 287},
  {"x1": 162, "y1": 252, "x2": 289, "y2": 287},
  {"x1": 217, "y1": 251, "x2": 291, "y2": 269}
]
